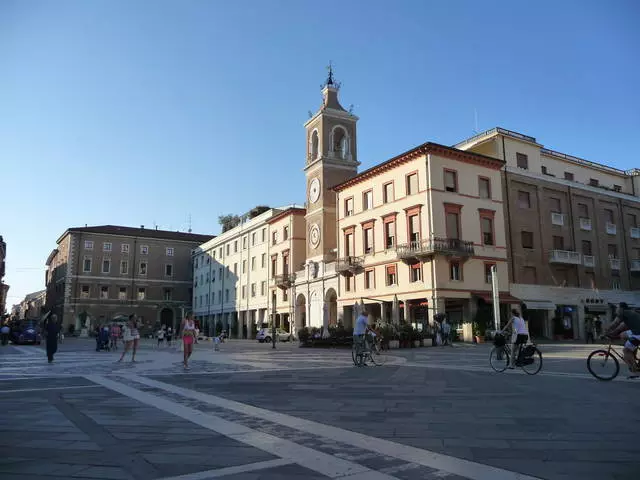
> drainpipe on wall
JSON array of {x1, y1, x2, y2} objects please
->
[
  {"x1": 501, "y1": 136, "x2": 516, "y2": 282},
  {"x1": 567, "y1": 186, "x2": 578, "y2": 286},
  {"x1": 618, "y1": 197, "x2": 631, "y2": 290},
  {"x1": 426, "y1": 154, "x2": 437, "y2": 325}
]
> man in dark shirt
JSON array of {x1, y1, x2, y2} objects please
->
[{"x1": 605, "y1": 303, "x2": 640, "y2": 376}]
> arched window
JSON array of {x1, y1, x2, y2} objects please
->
[
  {"x1": 332, "y1": 126, "x2": 349, "y2": 159},
  {"x1": 310, "y1": 130, "x2": 319, "y2": 160}
]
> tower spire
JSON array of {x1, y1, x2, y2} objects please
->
[{"x1": 320, "y1": 62, "x2": 344, "y2": 111}]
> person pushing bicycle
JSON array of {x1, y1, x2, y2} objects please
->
[
  {"x1": 353, "y1": 309, "x2": 372, "y2": 364},
  {"x1": 604, "y1": 302, "x2": 640, "y2": 377}
]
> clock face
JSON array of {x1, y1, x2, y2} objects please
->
[
  {"x1": 309, "y1": 224, "x2": 321, "y2": 248},
  {"x1": 309, "y1": 178, "x2": 321, "y2": 204}
]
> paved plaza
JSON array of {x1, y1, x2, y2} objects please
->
[{"x1": 0, "y1": 339, "x2": 638, "y2": 480}]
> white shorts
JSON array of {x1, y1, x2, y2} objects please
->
[{"x1": 622, "y1": 330, "x2": 640, "y2": 350}]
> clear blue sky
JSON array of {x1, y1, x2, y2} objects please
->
[{"x1": 1, "y1": 0, "x2": 639, "y2": 305}]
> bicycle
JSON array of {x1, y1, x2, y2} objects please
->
[
  {"x1": 489, "y1": 333, "x2": 543, "y2": 375},
  {"x1": 352, "y1": 333, "x2": 387, "y2": 367},
  {"x1": 587, "y1": 338, "x2": 640, "y2": 381}
]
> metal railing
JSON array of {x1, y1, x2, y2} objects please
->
[
  {"x1": 274, "y1": 273, "x2": 296, "y2": 289},
  {"x1": 336, "y1": 256, "x2": 364, "y2": 274},
  {"x1": 396, "y1": 237, "x2": 474, "y2": 260},
  {"x1": 609, "y1": 258, "x2": 621, "y2": 270},
  {"x1": 583, "y1": 255, "x2": 596, "y2": 268},
  {"x1": 548, "y1": 250, "x2": 582, "y2": 265}
]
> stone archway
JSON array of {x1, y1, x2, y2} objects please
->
[
  {"x1": 160, "y1": 308, "x2": 173, "y2": 329},
  {"x1": 325, "y1": 288, "x2": 338, "y2": 326},
  {"x1": 295, "y1": 294, "x2": 306, "y2": 332}
]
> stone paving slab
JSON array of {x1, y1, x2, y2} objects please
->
[{"x1": 151, "y1": 364, "x2": 639, "y2": 480}]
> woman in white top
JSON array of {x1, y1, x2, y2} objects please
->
[
  {"x1": 118, "y1": 315, "x2": 139, "y2": 363},
  {"x1": 501, "y1": 309, "x2": 529, "y2": 368},
  {"x1": 180, "y1": 313, "x2": 196, "y2": 370}
]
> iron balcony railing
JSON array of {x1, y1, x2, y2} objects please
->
[
  {"x1": 336, "y1": 256, "x2": 364, "y2": 275},
  {"x1": 274, "y1": 273, "x2": 296, "y2": 289},
  {"x1": 396, "y1": 237, "x2": 474, "y2": 261}
]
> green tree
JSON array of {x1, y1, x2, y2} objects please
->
[
  {"x1": 248, "y1": 205, "x2": 270, "y2": 219},
  {"x1": 218, "y1": 214, "x2": 241, "y2": 233}
]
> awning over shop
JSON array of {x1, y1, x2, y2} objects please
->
[
  {"x1": 475, "y1": 292, "x2": 521, "y2": 304},
  {"x1": 522, "y1": 300, "x2": 556, "y2": 311}
]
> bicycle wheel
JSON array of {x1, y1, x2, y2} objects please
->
[
  {"x1": 490, "y1": 346, "x2": 509, "y2": 372},
  {"x1": 587, "y1": 349, "x2": 619, "y2": 381},
  {"x1": 370, "y1": 344, "x2": 387, "y2": 366},
  {"x1": 521, "y1": 348, "x2": 543, "y2": 375}
]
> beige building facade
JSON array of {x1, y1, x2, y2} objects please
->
[
  {"x1": 457, "y1": 127, "x2": 640, "y2": 339},
  {"x1": 45, "y1": 225, "x2": 212, "y2": 333}
]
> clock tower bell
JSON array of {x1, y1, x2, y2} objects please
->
[{"x1": 304, "y1": 66, "x2": 359, "y2": 261}]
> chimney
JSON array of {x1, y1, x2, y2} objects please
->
[
  {"x1": 155, "y1": 226, "x2": 158, "y2": 230},
  {"x1": 140, "y1": 225, "x2": 144, "y2": 229}
]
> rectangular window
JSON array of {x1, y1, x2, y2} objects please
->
[
  {"x1": 165, "y1": 264, "x2": 173, "y2": 277},
  {"x1": 516, "y1": 152, "x2": 528, "y2": 169},
  {"x1": 484, "y1": 263, "x2": 495, "y2": 284},
  {"x1": 241, "y1": 285, "x2": 246, "y2": 299},
  {"x1": 345, "y1": 197, "x2": 354, "y2": 216},
  {"x1": 251, "y1": 283, "x2": 256, "y2": 297},
  {"x1": 406, "y1": 173, "x2": 418, "y2": 195},
  {"x1": 521, "y1": 231, "x2": 534, "y2": 249},
  {"x1": 226, "y1": 244, "x2": 230, "y2": 256},
  {"x1": 84, "y1": 240, "x2": 94, "y2": 250},
  {"x1": 553, "y1": 235, "x2": 565, "y2": 250},
  {"x1": 118, "y1": 287, "x2": 127, "y2": 300},
  {"x1": 605, "y1": 209, "x2": 615, "y2": 224},
  {"x1": 518, "y1": 191, "x2": 531, "y2": 209},
  {"x1": 345, "y1": 276, "x2": 352, "y2": 291},
  {"x1": 523, "y1": 266, "x2": 537, "y2": 284},
  {"x1": 138, "y1": 288, "x2": 146, "y2": 300},
  {"x1": 627, "y1": 213, "x2": 637, "y2": 228},
  {"x1": 139, "y1": 261, "x2": 147, "y2": 275},
  {"x1": 550, "y1": 197, "x2": 561, "y2": 213},
  {"x1": 80, "y1": 285, "x2": 90, "y2": 298},
  {"x1": 444, "y1": 170, "x2": 458, "y2": 193},
  {"x1": 364, "y1": 269, "x2": 374, "y2": 289},
  {"x1": 445, "y1": 212, "x2": 459, "y2": 240},
  {"x1": 449, "y1": 262, "x2": 461, "y2": 281},
  {"x1": 272, "y1": 231, "x2": 278, "y2": 245},
  {"x1": 481, "y1": 217, "x2": 494, "y2": 245},
  {"x1": 614, "y1": 184, "x2": 622, "y2": 192},
  {"x1": 234, "y1": 241, "x2": 238, "y2": 253},
  {"x1": 119, "y1": 259, "x2": 128, "y2": 275},
  {"x1": 261, "y1": 228, "x2": 266, "y2": 242},
  {"x1": 541, "y1": 165, "x2": 548, "y2": 175},
  {"x1": 271, "y1": 257, "x2": 277, "y2": 278},
  {"x1": 409, "y1": 215, "x2": 420, "y2": 242},
  {"x1": 578, "y1": 203, "x2": 588, "y2": 218},
  {"x1": 251, "y1": 257, "x2": 256, "y2": 271},
  {"x1": 140, "y1": 245, "x2": 148, "y2": 255},
  {"x1": 225, "y1": 289, "x2": 229, "y2": 302},
  {"x1": 283, "y1": 254, "x2": 289, "y2": 274},
  {"x1": 261, "y1": 281, "x2": 266, "y2": 296},
  {"x1": 121, "y1": 244, "x2": 129, "y2": 254},
  {"x1": 83, "y1": 256, "x2": 92, "y2": 273},
  {"x1": 363, "y1": 190, "x2": 373, "y2": 210},
  {"x1": 283, "y1": 289, "x2": 288, "y2": 302},
  {"x1": 564, "y1": 172, "x2": 574, "y2": 181},
  {"x1": 164, "y1": 289, "x2": 172, "y2": 301},
  {"x1": 384, "y1": 221, "x2": 395, "y2": 249},
  {"x1": 242, "y1": 260, "x2": 247, "y2": 274},
  {"x1": 233, "y1": 263, "x2": 238, "y2": 275},
  {"x1": 582, "y1": 240, "x2": 592, "y2": 256},
  {"x1": 102, "y1": 258, "x2": 111, "y2": 274},
  {"x1": 344, "y1": 232, "x2": 354, "y2": 256},
  {"x1": 283, "y1": 226, "x2": 289, "y2": 240},
  {"x1": 385, "y1": 265, "x2": 397, "y2": 286},
  {"x1": 410, "y1": 264, "x2": 421, "y2": 283},
  {"x1": 383, "y1": 182, "x2": 394, "y2": 203},
  {"x1": 243, "y1": 236, "x2": 247, "y2": 249},
  {"x1": 252, "y1": 232, "x2": 256, "y2": 246},
  {"x1": 219, "y1": 247, "x2": 223, "y2": 257},
  {"x1": 261, "y1": 253, "x2": 266, "y2": 268},
  {"x1": 103, "y1": 242, "x2": 112, "y2": 252},
  {"x1": 478, "y1": 177, "x2": 491, "y2": 199},
  {"x1": 589, "y1": 178, "x2": 599, "y2": 187},
  {"x1": 166, "y1": 247, "x2": 174, "y2": 256},
  {"x1": 364, "y1": 227, "x2": 374, "y2": 254},
  {"x1": 608, "y1": 244, "x2": 618, "y2": 259}
]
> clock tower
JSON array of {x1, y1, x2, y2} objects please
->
[{"x1": 304, "y1": 66, "x2": 359, "y2": 261}]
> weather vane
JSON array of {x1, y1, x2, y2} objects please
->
[{"x1": 322, "y1": 61, "x2": 341, "y2": 89}]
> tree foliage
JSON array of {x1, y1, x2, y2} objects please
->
[
  {"x1": 218, "y1": 214, "x2": 241, "y2": 233},
  {"x1": 248, "y1": 205, "x2": 270, "y2": 219}
]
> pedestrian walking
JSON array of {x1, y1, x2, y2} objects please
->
[
  {"x1": 442, "y1": 318, "x2": 451, "y2": 346},
  {"x1": 166, "y1": 327, "x2": 173, "y2": 347},
  {"x1": 118, "y1": 314, "x2": 140, "y2": 363},
  {"x1": 585, "y1": 318, "x2": 595, "y2": 344},
  {"x1": 1, "y1": 322, "x2": 9, "y2": 346},
  {"x1": 110, "y1": 323, "x2": 121, "y2": 350},
  {"x1": 44, "y1": 313, "x2": 60, "y2": 363},
  {"x1": 157, "y1": 326, "x2": 165, "y2": 348},
  {"x1": 180, "y1": 313, "x2": 196, "y2": 370}
]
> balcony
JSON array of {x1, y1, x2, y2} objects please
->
[
  {"x1": 274, "y1": 273, "x2": 296, "y2": 289},
  {"x1": 630, "y1": 260, "x2": 640, "y2": 272},
  {"x1": 606, "y1": 222, "x2": 617, "y2": 235},
  {"x1": 551, "y1": 212, "x2": 565, "y2": 226},
  {"x1": 609, "y1": 258, "x2": 621, "y2": 271},
  {"x1": 336, "y1": 256, "x2": 364, "y2": 276},
  {"x1": 396, "y1": 237, "x2": 475, "y2": 263},
  {"x1": 548, "y1": 250, "x2": 582, "y2": 265},
  {"x1": 631, "y1": 227, "x2": 640, "y2": 239},
  {"x1": 579, "y1": 218, "x2": 592, "y2": 231},
  {"x1": 583, "y1": 255, "x2": 596, "y2": 268}
]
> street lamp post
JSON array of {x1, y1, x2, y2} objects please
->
[{"x1": 271, "y1": 293, "x2": 277, "y2": 349}]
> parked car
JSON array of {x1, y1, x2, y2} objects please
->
[
  {"x1": 256, "y1": 328, "x2": 292, "y2": 343},
  {"x1": 10, "y1": 320, "x2": 42, "y2": 345}
]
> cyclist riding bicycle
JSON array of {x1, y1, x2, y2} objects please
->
[
  {"x1": 353, "y1": 309, "x2": 372, "y2": 364},
  {"x1": 604, "y1": 302, "x2": 640, "y2": 377},
  {"x1": 500, "y1": 309, "x2": 529, "y2": 369}
]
